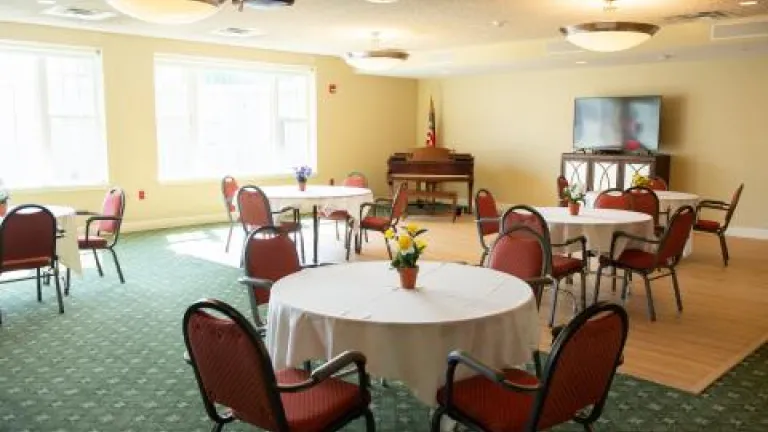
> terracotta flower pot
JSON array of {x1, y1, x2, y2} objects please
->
[
  {"x1": 568, "y1": 201, "x2": 581, "y2": 216},
  {"x1": 298, "y1": 180, "x2": 307, "y2": 192},
  {"x1": 0, "y1": 202, "x2": 6, "y2": 217},
  {"x1": 398, "y1": 266, "x2": 419, "y2": 289}
]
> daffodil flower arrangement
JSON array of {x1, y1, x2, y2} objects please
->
[
  {"x1": 632, "y1": 173, "x2": 651, "y2": 188},
  {"x1": 385, "y1": 223, "x2": 428, "y2": 269}
]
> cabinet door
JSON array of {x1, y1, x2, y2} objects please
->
[
  {"x1": 592, "y1": 160, "x2": 619, "y2": 191},
  {"x1": 564, "y1": 159, "x2": 589, "y2": 189},
  {"x1": 623, "y1": 163, "x2": 652, "y2": 188}
]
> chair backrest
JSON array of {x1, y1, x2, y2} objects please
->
[
  {"x1": 528, "y1": 302, "x2": 629, "y2": 431},
  {"x1": 98, "y1": 188, "x2": 126, "y2": 235},
  {"x1": 500, "y1": 205, "x2": 549, "y2": 241},
  {"x1": 0, "y1": 205, "x2": 57, "y2": 270},
  {"x1": 237, "y1": 185, "x2": 274, "y2": 231},
  {"x1": 487, "y1": 225, "x2": 551, "y2": 281},
  {"x1": 594, "y1": 189, "x2": 633, "y2": 211},
  {"x1": 723, "y1": 183, "x2": 745, "y2": 229},
  {"x1": 626, "y1": 186, "x2": 660, "y2": 226},
  {"x1": 656, "y1": 206, "x2": 696, "y2": 265},
  {"x1": 222, "y1": 176, "x2": 239, "y2": 215},
  {"x1": 474, "y1": 189, "x2": 500, "y2": 237},
  {"x1": 557, "y1": 176, "x2": 569, "y2": 207},
  {"x1": 389, "y1": 183, "x2": 409, "y2": 224},
  {"x1": 242, "y1": 226, "x2": 302, "y2": 305},
  {"x1": 648, "y1": 176, "x2": 668, "y2": 191},
  {"x1": 183, "y1": 299, "x2": 289, "y2": 431},
  {"x1": 343, "y1": 171, "x2": 368, "y2": 188}
]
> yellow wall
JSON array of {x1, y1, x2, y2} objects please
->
[
  {"x1": 0, "y1": 22, "x2": 417, "y2": 230},
  {"x1": 418, "y1": 57, "x2": 768, "y2": 230}
]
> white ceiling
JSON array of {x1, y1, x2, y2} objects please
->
[{"x1": 1, "y1": 0, "x2": 768, "y2": 76}]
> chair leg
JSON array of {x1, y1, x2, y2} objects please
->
[
  {"x1": 549, "y1": 279, "x2": 560, "y2": 327},
  {"x1": 364, "y1": 409, "x2": 376, "y2": 432},
  {"x1": 53, "y1": 265, "x2": 64, "y2": 314},
  {"x1": 36, "y1": 268, "x2": 42, "y2": 303},
  {"x1": 430, "y1": 408, "x2": 445, "y2": 432},
  {"x1": 610, "y1": 266, "x2": 617, "y2": 292},
  {"x1": 620, "y1": 271, "x2": 630, "y2": 306},
  {"x1": 642, "y1": 275, "x2": 657, "y2": 322},
  {"x1": 65, "y1": 268, "x2": 71, "y2": 296},
  {"x1": 478, "y1": 249, "x2": 488, "y2": 266},
  {"x1": 583, "y1": 423, "x2": 595, "y2": 432},
  {"x1": 335, "y1": 220, "x2": 340, "y2": 240},
  {"x1": 92, "y1": 249, "x2": 104, "y2": 277},
  {"x1": 593, "y1": 265, "x2": 604, "y2": 304},
  {"x1": 670, "y1": 267, "x2": 683, "y2": 313},
  {"x1": 109, "y1": 248, "x2": 126, "y2": 284},
  {"x1": 210, "y1": 422, "x2": 224, "y2": 432},
  {"x1": 718, "y1": 233, "x2": 729, "y2": 266},
  {"x1": 533, "y1": 351, "x2": 543, "y2": 378},
  {"x1": 225, "y1": 222, "x2": 234, "y2": 253},
  {"x1": 384, "y1": 237, "x2": 393, "y2": 260}
]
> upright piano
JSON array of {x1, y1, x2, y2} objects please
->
[{"x1": 387, "y1": 147, "x2": 475, "y2": 212}]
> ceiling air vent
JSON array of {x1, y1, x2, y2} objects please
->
[
  {"x1": 42, "y1": 6, "x2": 117, "y2": 21},
  {"x1": 664, "y1": 10, "x2": 730, "y2": 24},
  {"x1": 211, "y1": 27, "x2": 264, "y2": 38},
  {"x1": 712, "y1": 20, "x2": 768, "y2": 40}
]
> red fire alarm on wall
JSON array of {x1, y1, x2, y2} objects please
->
[
  {"x1": 328, "y1": 83, "x2": 337, "y2": 94},
  {"x1": 138, "y1": 190, "x2": 145, "y2": 200}
]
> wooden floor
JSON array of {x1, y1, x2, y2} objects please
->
[
  {"x1": 210, "y1": 214, "x2": 767, "y2": 394},
  {"x1": 322, "y1": 215, "x2": 768, "y2": 394}
]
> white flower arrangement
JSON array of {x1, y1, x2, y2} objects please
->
[{"x1": 562, "y1": 183, "x2": 586, "y2": 204}]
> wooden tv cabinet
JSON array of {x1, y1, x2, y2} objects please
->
[{"x1": 561, "y1": 152, "x2": 671, "y2": 191}]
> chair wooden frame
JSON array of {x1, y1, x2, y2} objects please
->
[
  {"x1": 693, "y1": 183, "x2": 744, "y2": 266},
  {"x1": 183, "y1": 299, "x2": 375, "y2": 432},
  {"x1": 431, "y1": 302, "x2": 629, "y2": 432},
  {"x1": 594, "y1": 206, "x2": 695, "y2": 321},
  {"x1": 473, "y1": 189, "x2": 501, "y2": 266},
  {"x1": 556, "y1": 175, "x2": 569, "y2": 207},
  {"x1": 0, "y1": 205, "x2": 64, "y2": 325},
  {"x1": 237, "y1": 185, "x2": 305, "y2": 263}
]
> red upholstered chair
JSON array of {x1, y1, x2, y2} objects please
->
[
  {"x1": 557, "y1": 175, "x2": 569, "y2": 207},
  {"x1": 431, "y1": 301, "x2": 629, "y2": 432},
  {"x1": 595, "y1": 206, "x2": 695, "y2": 321},
  {"x1": 473, "y1": 189, "x2": 501, "y2": 265},
  {"x1": 221, "y1": 176, "x2": 240, "y2": 253},
  {"x1": 594, "y1": 188, "x2": 633, "y2": 211},
  {"x1": 355, "y1": 183, "x2": 408, "y2": 259},
  {"x1": 500, "y1": 205, "x2": 588, "y2": 327},
  {"x1": 0, "y1": 205, "x2": 64, "y2": 325},
  {"x1": 73, "y1": 187, "x2": 126, "y2": 289},
  {"x1": 648, "y1": 176, "x2": 668, "y2": 191},
  {"x1": 626, "y1": 186, "x2": 662, "y2": 235},
  {"x1": 321, "y1": 172, "x2": 368, "y2": 247},
  {"x1": 693, "y1": 183, "x2": 744, "y2": 266},
  {"x1": 237, "y1": 185, "x2": 305, "y2": 263},
  {"x1": 183, "y1": 299, "x2": 374, "y2": 432}
]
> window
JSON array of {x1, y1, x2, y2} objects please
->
[
  {"x1": 154, "y1": 55, "x2": 316, "y2": 182},
  {"x1": 0, "y1": 44, "x2": 108, "y2": 189}
]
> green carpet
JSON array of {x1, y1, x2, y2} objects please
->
[{"x1": 0, "y1": 224, "x2": 766, "y2": 432}]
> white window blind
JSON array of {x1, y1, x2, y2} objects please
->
[
  {"x1": 0, "y1": 44, "x2": 108, "y2": 190},
  {"x1": 154, "y1": 56, "x2": 317, "y2": 182}
]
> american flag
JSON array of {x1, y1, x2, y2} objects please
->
[{"x1": 425, "y1": 97, "x2": 436, "y2": 147}]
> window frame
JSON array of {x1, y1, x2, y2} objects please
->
[
  {"x1": 0, "y1": 40, "x2": 110, "y2": 192},
  {"x1": 153, "y1": 54, "x2": 318, "y2": 184}
]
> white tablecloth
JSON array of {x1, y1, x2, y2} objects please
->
[
  {"x1": 584, "y1": 191, "x2": 699, "y2": 256},
  {"x1": 266, "y1": 261, "x2": 539, "y2": 405},
  {"x1": 4, "y1": 205, "x2": 82, "y2": 275},
  {"x1": 260, "y1": 185, "x2": 373, "y2": 232},
  {"x1": 536, "y1": 207, "x2": 654, "y2": 257}
]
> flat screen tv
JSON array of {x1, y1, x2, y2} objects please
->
[{"x1": 573, "y1": 95, "x2": 661, "y2": 152}]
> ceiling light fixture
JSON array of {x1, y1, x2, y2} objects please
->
[
  {"x1": 739, "y1": 1, "x2": 758, "y2": 6},
  {"x1": 344, "y1": 32, "x2": 409, "y2": 72},
  {"x1": 104, "y1": 0, "x2": 294, "y2": 25},
  {"x1": 560, "y1": 0, "x2": 659, "y2": 52}
]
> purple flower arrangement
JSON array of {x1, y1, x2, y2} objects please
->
[{"x1": 293, "y1": 165, "x2": 312, "y2": 183}]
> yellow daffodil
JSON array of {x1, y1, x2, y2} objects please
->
[
  {"x1": 415, "y1": 239, "x2": 427, "y2": 251},
  {"x1": 384, "y1": 228, "x2": 395, "y2": 240},
  {"x1": 398, "y1": 234, "x2": 413, "y2": 250},
  {"x1": 405, "y1": 223, "x2": 419, "y2": 235}
]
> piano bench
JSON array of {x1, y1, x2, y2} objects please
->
[{"x1": 406, "y1": 190, "x2": 459, "y2": 222}]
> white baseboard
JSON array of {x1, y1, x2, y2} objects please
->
[
  {"x1": 726, "y1": 226, "x2": 768, "y2": 240},
  {"x1": 121, "y1": 214, "x2": 225, "y2": 233}
]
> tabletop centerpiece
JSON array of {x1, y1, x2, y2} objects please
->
[
  {"x1": 0, "y1": 187, "x2": 9, "y2": 217},
  {"x1": 293, "y1": 165, "x2": 312, "y2": 191},
  {"x1": 631, "y1": 173, "x2": 652, "y2": 188},
  {"x1": 386, "y1": 223, "x2": 428, "y2": 289},
  {"x1": 562, "y1": 183, "x2": 586, "y2": 216}
]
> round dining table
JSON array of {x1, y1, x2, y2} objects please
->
[
  {"x1": 259, "y1": 185, "x2": 373, "y2": 264},
  {"x1": 266, "y1": 261, "x2": 539, "y2": 405},
  {"x1": 535, "y1": 207, "x2": 654, "y2": 257}
]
